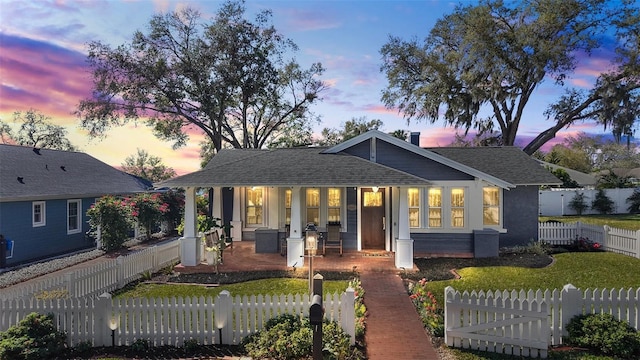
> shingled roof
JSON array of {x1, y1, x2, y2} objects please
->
[
  {"x1": 1, "y1": 144, "x2": 151, "y2": 202},
  {"x1": 427, "y1": 147, "x2": 561, "y2": 186},
  {"x1": 160, "y1": 147, "x2": 433, "y2": 188}
]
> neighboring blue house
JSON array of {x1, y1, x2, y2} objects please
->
[
  {"x1": 160, "y1": 130, "x2": 561, "y2": 269},
  {"x1": 0, "y1": 144, "x2": 151, "y2": 268}
]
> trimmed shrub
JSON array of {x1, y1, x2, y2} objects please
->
[
  {"x1": 241, "y1": 313, "x2": 364, "y2": 360},
  {"x1": 0, "y1": 312, "x2": 67, "y2": 360},
  {"x1": 568, "y1": 191, "x2": 588, "y2": 215},
  {"x1": 566, "y1": 313, "x2": 640, "y2": 358},
  {"x1": 627, "y1": 188, "x2": 640, "y2": 214},
  {"x1": 591, "y1": 189, "x2": 614, "y2": 214}
]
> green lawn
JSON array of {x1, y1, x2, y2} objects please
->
[
  {"x1": 539, "y1": 214, "x2": 640, "y2": 230},
  {"x1": 422, "y1": 252, "x2": 640, "y2": 310},
  {"x1": 116, "y1": 278, "x2": 349, "y2": 299}
]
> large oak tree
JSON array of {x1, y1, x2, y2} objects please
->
[
  {"x1": 0, "y1": 109, "x2": 77, "y2": 151},
  {"x1": 380, "y1": 0, "x2": 639, "y2": 155},
  {"x1": 76, "y1": 1, "x2": 326, "y2": 159}
]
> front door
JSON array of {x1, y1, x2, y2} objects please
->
[{"x1": 361, "y1": 188, "x2": 385, "y2": 250}]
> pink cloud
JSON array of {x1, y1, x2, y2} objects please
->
[
  {"x1": 281, "y1": 8, "x2": 341, "y2": 32},
  {"x1": 0, "y1": 34, "x2": 91, "y2": 120}
]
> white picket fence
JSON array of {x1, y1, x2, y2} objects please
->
[
  {"x1": 539, "y1": 221, "x2": 640, "y2": 258},
  {"x1": 0, "y1": 289, "x2": 356, "y2": 347},
  {"x1": 445, "y1": 284, "x2": 640, "y2": 359},
  {"x1": 0, "y1": 240, "x2": 180, "y2": 301}
]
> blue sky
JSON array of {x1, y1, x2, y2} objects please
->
[{"x1": 0, "y1": 0, "x2": 631, "y2": 174}]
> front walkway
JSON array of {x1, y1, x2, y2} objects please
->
[{"x1": 181, "y1": 241, "x2": 441, "y2": 359}]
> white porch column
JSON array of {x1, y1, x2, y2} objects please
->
[
  {"x1": 395, "y1": 187, "x2": 414, "y2": 269},
  {"x1": 180, "y1": 186, "x2": 199, "y2": 266},
  {"x1": 212, "y1": 187, "x2": 222, "y2": 220},
  {"x1": 230, "y1": 187, "x2": 243, "y2": 241},
  {"x1": 287, "y1": 187, "x2": 305, "y2": 267}
]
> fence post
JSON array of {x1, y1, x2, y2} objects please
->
[
  {"x1": 636, "y1": 230, "x2": 640, "y2": 259},
  {"x1": 215, "y1": 290, "x2": 232, "y2": 345},
  {"x1": 341, "y1": 287, "x2": 355, "y2": 345},
  {"x1": 603, "y1": 225, "x2": 610, "y2": 250},
  {"x1": 444, "y1": 286, "x2": 455, "y2": 347},
  {"x1": 116, "y1": 256, "x2": 125, "y2": 288},
  {"x1": 576, "y1": 221, "x2": 582, "y2": 239},
  {"x1": 65, "y1": 271, "x2": 75, "y2": 298},
  {"x1": 560, "y1": 284, "x2": 582, "y2": 342},
  {"x1": 96, "y1": 292, "x2": 112, "y2": 347}
]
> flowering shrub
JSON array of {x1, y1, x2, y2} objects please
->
[
  {"x1": 408, "y1": 278, "x2": 444, "y2": 337},
  {"x1": 348, "y1": 277, "x2": 367, "y2": 338},
  {"x1": 87, "y1": 196, "x2": 133, "y2": 252},
  {"x1": 574, "y1": 236, "x2": 602, "y2": 252},
  {"x1": 126, "y1": 193, "x2": 169, "y2": 240}
]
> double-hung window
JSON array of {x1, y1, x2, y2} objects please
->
[
  {"x1": 67, "y1": 199, "x2": 82, "y2": 234},
  {"x1": 284, "y1": 189, "x2": 292, "y2": 225},
  {"x1": 427, "y1": 188, "x2": 442, "y2": 228},
  {"x1": 483, "y1": 187, "x2": 500, "y2": 226},
  {"x1": 408, "y1": 188, "x2": 420, "y2": 228},
  {"x1": 451, "y1": 188, "x2": 465, "y2": 228},
  {"x1": 246, "y1": 187, "x2": 263, "y2": 225},
  {"x1": 306, "y1": 188, "x2": 320, "y2": 225},
  {"x1": 32, "y1": 201, "x2": 46, "y2": 227},
  {"x1": 327, "y1": 188, "x2": 341, "y2": 223}
]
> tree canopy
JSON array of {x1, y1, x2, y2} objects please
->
[
  {"x1": 76, "y1": 1, "x2": 326, "y2": 159},
  {"x1": 380, "y1": 0, "x2": 640, "y2": 155},
  {"x1": 317, "y1": 116, "x2": 384, "y2": 146},
  {"x1": 0, "y1": 109, "x2": 77, "y2": 151},
  {"x1": 121, "y1": 148, "x2": 177, "y2": 183}
]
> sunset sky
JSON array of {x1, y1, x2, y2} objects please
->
[{"x1": 0, "y1": 0, "x2": 634, "y2": 175}]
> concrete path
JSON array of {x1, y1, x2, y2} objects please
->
[{"x1": 361, "y1": 271, "x2": 440, "y2": 360}]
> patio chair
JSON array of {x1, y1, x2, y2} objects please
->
[
  {"x1": 280, "y1": 224, "x2": 290, "y2": 256},
  {"x1": 323, "y1": 222, "x2": 343, "y2": 256}
]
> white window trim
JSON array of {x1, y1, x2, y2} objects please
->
[
  {"x1": 67, "y1": 199, "x2": 82, "y2": 235},
  {"x1": 408, "y1": 188, "x2": 421, "y2": 228},
  {"x1": 482, "y1": 186, "x2": 503, "y2": 228},
  {"x1": 244, "y1": 187, "x2": 266, "y2": 228},
  {"x1": 32, "y1": 201, "x2": 46, "y2": 227},
  {"x1": 411, "y1": 183, "x2": 472, "y2": 232}
]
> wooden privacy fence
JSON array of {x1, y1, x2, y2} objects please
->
[
  {"x1": 0, "y1": 289, "x2": 356, "y2": 348},
  {"x1": 0, "y1": 240, "x2": 180, "y2": 301},
  {"x1": 445, "y1": 284, "x2": 640, "y2": 359},
  {"x1": 539, "y1": 221, "x2": 640, "y2": 259}
]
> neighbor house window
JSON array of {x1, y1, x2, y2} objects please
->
[
  {"x1": 306, "y1": 188, "x2": 320, "y2": 225},
  {"x1": 451, "y1": 188, "x2": 465, "y2": 228},
  {"x1": 483, "y1": 187, "x2": 500, "y2": 226},
  {"x1": 246, "y1": 187, "x2": 263, "y2": 225},
  {"x1": 408, "y1": 188, "x2": 420, "y2": 228},
  {"x1": 284, "y1": 189, "x2": 291, "y2": 225},
  {"x1": 427, "y1": 188, "x2": 442, "y2": 228},
  {"x1": 67, "y1": 199, "x2": 82, "y2": 234},
  {"x1": 327, "y1": 188, "x2": 341, "y2": 223},
  {"x1": 32, "y1": 201, "x2": 46, "y2": 227}
]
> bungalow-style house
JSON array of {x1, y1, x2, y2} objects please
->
[
  {"x1": 0, "y1": 144, "x2": 151, "y2": 267},
  {"x1": 159, "y1": 130, "x2": 560, "y2": 269}
]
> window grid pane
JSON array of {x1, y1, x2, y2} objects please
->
[
  {"x1": 408, "y1": 188, "x2": 420, "y2": 228},
  {"x1": 246, "y1": 188, "x2": 263, "y2": 225},
  {"x1": 483, "y1": 187, "x2": 500, "y2": 225},
  {"x1": 328, "y1": 188, "x2": 341, "y2": 222},
  {"x1": 285, "y1": 190, "x2": 291, "y2": 224},
  {"x1": 428, "y1": 188, "x2": 442, "y2": 228},
  {"x1": 68, "y1": 201, "x2": 79, "y2": 231},
  {"x1": 451, "y1": 188, "x2": 464, "y2": 227},
  {"x1": 306, "y1": 188, "x2": 320, "y2": 225}
]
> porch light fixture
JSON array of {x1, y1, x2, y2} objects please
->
[
  {"x1": 305, "y1": 223, "x2": 318, "y2": 294},
  {"x1": 372, "y1": 186, "x2": 379, "y2": 193},
  {"x1": 108, "y1": 316, "x2": 119, "y2": 347}
]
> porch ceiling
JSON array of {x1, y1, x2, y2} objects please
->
[{"x1": 157, "y1": 147, "x2": 432, "y2": 188}]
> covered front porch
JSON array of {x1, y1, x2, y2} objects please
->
[
  {"x1": 175, "y1": 240, "x2": 400, "y2": 274},
  {"x1": 177, "y1": 185, "x2": 418, "y2": 270}
]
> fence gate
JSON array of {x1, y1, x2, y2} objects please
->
[{"x1": 445, "y1": 287, "x2": 549, "y2": 359}]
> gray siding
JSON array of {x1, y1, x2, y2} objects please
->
[
  {"x1": 344, "y1": 139, "x2": 473, "y2": 181},
  {"x1": 0, "y1": 199, "x2": 94, "y2": 267},
  {"x1": 412, "y1": 233, "x2": 473, "y2": 254},
  {"x1": 500, "y1": 185, "x2": 540, "y2": 247}
]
